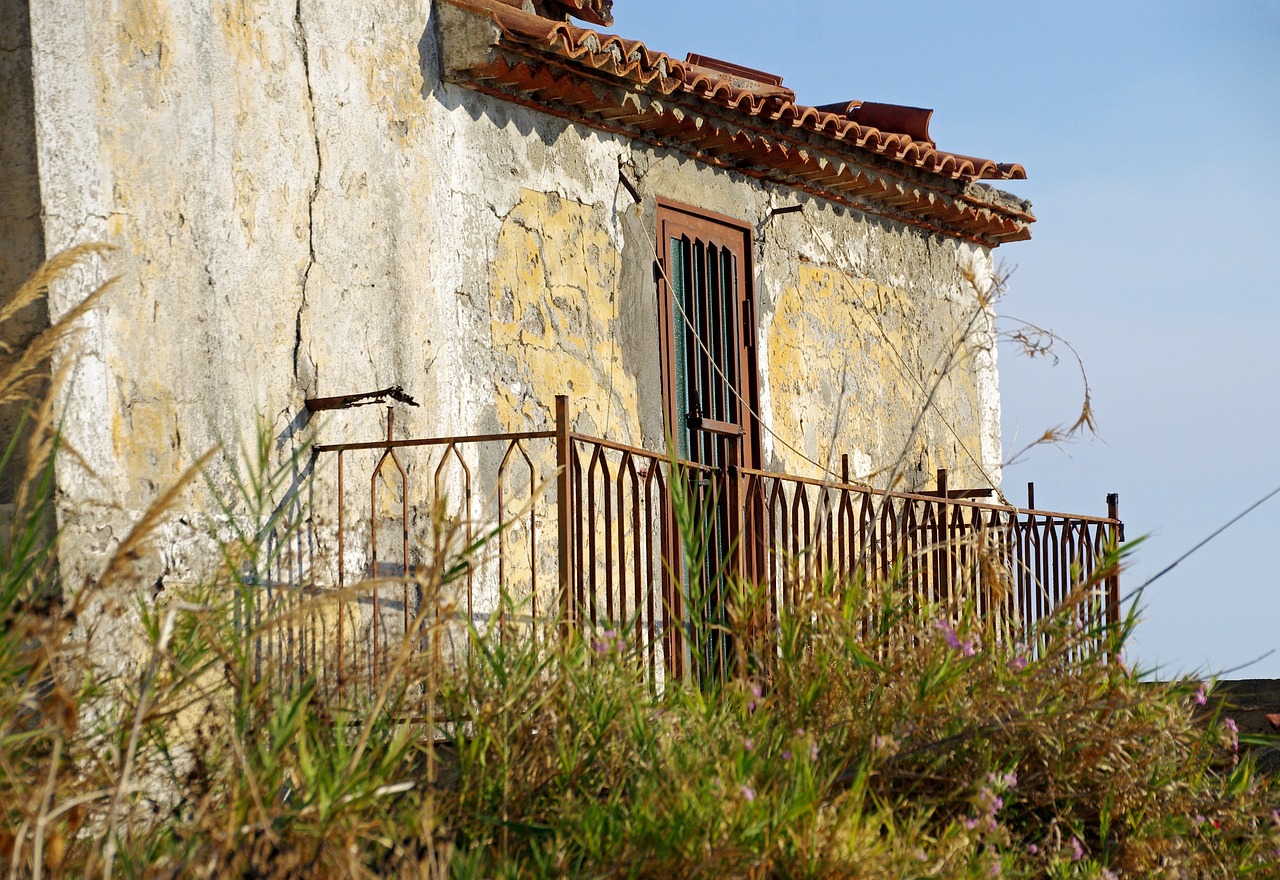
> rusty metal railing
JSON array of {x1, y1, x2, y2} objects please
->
[{"x1": 259, "y1": 395, "x2": 1122, "y2": 693}]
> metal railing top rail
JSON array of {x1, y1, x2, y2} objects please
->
[
  {"x1": 310, "y1": 423, "x2": 1121, "y2": 529},
  {"x1": 738, "y1": 464, "x2": 1121, "y2": 526},
  {"x1": 315, "y1": 429, "x2": 555, "y2": 454}
]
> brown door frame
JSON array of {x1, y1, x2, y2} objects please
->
[
  {"x1": 654, "y1": 199, "x2": 762, "y2": 679},
  {"x1": 654, "y1": 199, "x2": 761, "y2": 472}
]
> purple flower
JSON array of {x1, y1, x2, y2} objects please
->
[
  {"x1": 1224, "y1": 717, "x2": 1240, "y2": 752},
  {"x1": 914, "y1": 850, "x2": 928, "y2": 862},
  {"x1": 810, "y1": 741, "x2": 820, "y2": 762},
  {"x1": 743, "y1": 737, "x2": 754, "y2": 752},
  {"x1": 935, "y1": 618, "x2": 962, "y2": 650},
  {"x1": 751, "y1": 683, "x2": 763, "y2": 699},
  {"x1": 781, "y1": 750, "x2": 792, "y2": 761},
  {"x1": 1008, "y1": 653, "x2": 1028, "y2": 672},
  {"x1": 1027, "y1": 844, "x2": 1038, "y2": 856},
  {"x1": 963, "y1": 816, "x2": 979, "y2": 830},
  {"x1": 1003, "y1": 771, "x2": 1018, "y2": 789},
  {"x1": 591, "y1": 628, "x2": 621, "y2": 654},
  {"x1": 961, "y1": 639, "x2": 978, "y2": 657},
  {"x1": 1195, "y1": 681, "x2": 1208, "y2": 706},
  {"x1": 1070, "y1": 837, "x2": 1084, "y2": 861},
  {"x1": 1193, "y1": 814, "x2": 1206, "y2": 825},
  {"x1": 740, "y1": 785, "x2": 755, "y2": 802}
]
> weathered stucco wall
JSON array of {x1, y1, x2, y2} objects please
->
[{"x1": 24, "y1": 0, "x2": 1004, "y2": 671}]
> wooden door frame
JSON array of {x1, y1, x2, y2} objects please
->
[
  {"x1": 654, "y1": 198, "x2": 762, "y2": 473},
  {"x1": 654, "y1": 199, "x2": 764, "y2": 679}
]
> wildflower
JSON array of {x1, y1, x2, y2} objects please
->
[
  {"x1": 914, "y1": 850, "x2": 928, "y2": 862},
  {"x1": 1100, "y1": 870, "x2": 1119, "y2": 880},
  {"x1": 1193, "y1": 814, "x2": 1206, "y2": 826},
  {"x1": 1223, "y1": 717, "x2": 1239, "y2": 753},
  {"x1": 1008, "y1": 652, "x2": 1028, "y2": 672},
  {"x1": 781, "y1": 750, "x2": 793, "y2": 762},
  {"x1": 743, "y1": 737, "x2": 754, "y2": 752},
  {"x1": 961, "y1": 639, "x2": 978, "y2": 657},
  {"x1": 1003, "y1": 771, "x2": 1018, "y2": 790},
  {"x1": 1027, "y1": 844, "x2": 1038, "y2": 856},
  {"x1": 740, "y1": 785, "x2": 755, "y2": 802},
  {"x1": 872, "y1": 734, "x2": 897, "y2": 753},
  {"x1": 591, "y1": 628, "x2": 621, "y2": 654},
  {"x1": 935, "y1": 618, "x2": 962, "y2": 650},
  {"x1": 1270, "y1": 809, "x2": 1279, "y2": 827},
  {"x1": 963, "y1": 816, "x2": 979, "y2": 830},
  {"x1": 1194, "y1": 681, "x2": 1208, "y2": 706},
  {"x1": 810, "y1": 740, "x2": 820, "y2": 762},
  {"x1": 1070, "y1": 837, "x2": 1084, "y2": 861}
]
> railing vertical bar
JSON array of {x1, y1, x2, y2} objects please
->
[
  {"x1": 336, "y1": 450, "x2": 345, "y2": 692},
  {"x1": 555, "y1": 396, "x2": 572, "y2": 637},
  {"x1": 1106, "y1": 493, "x2": 1121, "y2": 635}
]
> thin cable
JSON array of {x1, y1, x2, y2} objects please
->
[
  {"x1": 641, "y1": 218, "x2": 859, "y2": 486},
  {"x1": 1121, "y1": 481, "x2": 1280, "y2": 605},
  {"x1": 796, "y1": 209, "x2": 1008, "y2": 502}
]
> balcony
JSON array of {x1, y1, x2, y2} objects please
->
[{"x1": 258, "y1": 396, "x2": 1123, "y2": 694}]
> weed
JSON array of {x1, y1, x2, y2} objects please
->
[{"x1": 2, "y1": 249, "x2": 1277, "y2": 878}]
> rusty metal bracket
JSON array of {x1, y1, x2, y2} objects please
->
[
  {"x1": 618, "y1": 167, "x2": 642, "y2": 205},
  {"x1": 686, "y1": 413, "x2": 744, "y2": 437},
  {"x1": 305, "y1": 385, "x2": 419, "y2": 412}
]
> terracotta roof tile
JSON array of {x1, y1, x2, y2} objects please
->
[{"x1": 440, "y1": 0, "x2": 1033, "y2": 245}]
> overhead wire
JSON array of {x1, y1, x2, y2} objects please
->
[
  {"x1": 637, "y1": 209, "x2": 861, "y2": 488},
  {"x1": 624, "y1": 167, "x2": 1008, "y2": 506},
  {"x1": 794, "y1": 207, "x2": 1009, "y2": 504},
  {"x1": 1121, "y1": 480, "x2": 1280, "y2": 605}
]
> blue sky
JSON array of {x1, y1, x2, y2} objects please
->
[{"x1": 612, "y1": 1, "x2": 1280, "y2": 678}]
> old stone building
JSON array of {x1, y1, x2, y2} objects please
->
[{"x1": 4, "y1": 0, "x2": 1064, "y2": 679}]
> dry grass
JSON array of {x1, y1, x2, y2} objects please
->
[{"x1": 1, "y1": 249, "x2": 1278, "y2": 878}]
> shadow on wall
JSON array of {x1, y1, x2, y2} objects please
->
[{"x1": 0, "y1": 0, "x2": 49, "y2": 504}]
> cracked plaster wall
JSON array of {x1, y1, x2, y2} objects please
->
[{"x1": 23, "y1": 0, "x2": 1002, "y2": 673}]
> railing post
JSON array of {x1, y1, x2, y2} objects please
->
[
  {"x1": 556, "y1": 395, "x2": 573, "y2": 639},
  {"x1": 1106, "y1": 493, "x2": 1121, "y2": 632},
  {"x1": 727, "y1": 433, "x2": 746, "y2": 680},
  {"x1": 935, "y1": 468, "x2": 950, "y2": 608}
]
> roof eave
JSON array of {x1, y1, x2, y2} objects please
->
[{"x1": 435, "y1": 0, "x2": 1034, "y2": 246}]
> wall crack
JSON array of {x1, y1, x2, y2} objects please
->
[{"x1": 293, "y1": 0, "x2": 321, "y2": 386}]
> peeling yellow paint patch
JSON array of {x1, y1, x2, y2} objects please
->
[
  {"x1": 768, "y1": 264, "x2": 983, "y2": 487},
  {"x1": 217, "y1": 0, "x2": 271, "y2": 67},
  {"x1": 113, "y1": 0, "x2": 174, "y2": 74},
  {"x1": 488, "y1": 189, "x2": 639, "y2": 442}
]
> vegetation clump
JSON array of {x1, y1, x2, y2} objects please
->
[{"x1": 1, "y1": 250, "x2": 1278, "y2": 878}]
